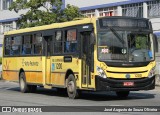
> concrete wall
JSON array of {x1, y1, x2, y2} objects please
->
[
  {"x1": 0, "y1": 9, "x2": 28, "y2": 21},
  {"x1": 150, "y1": 18, "x2": 160, "y2": 32}
]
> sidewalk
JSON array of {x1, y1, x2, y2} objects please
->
[
  {"x1": 156, "y1": 75, "x2": 160, "y2": 86},
  {"x1": 0, "y1": 64, "x2": 1, "y2": 80}
]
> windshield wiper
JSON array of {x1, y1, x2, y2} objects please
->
[{"x1": 106, "y1": 26, "x2": 125, "y2": 44}]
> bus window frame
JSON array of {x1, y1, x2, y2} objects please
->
[
  {"x1": 32, "y1": 33, "x2": 43, "y2": 55},
  {"x1": 4, "y1": 35, "x2": 22, "y2": 57},
  {"x1": 52, "y1": 27, "x2": 79, "y2": 57},
  {"x1": 3, "y1": 32, "x2": 43, "y2": 57},
  {"x1": 4, "y1": 36, "x2": 12, "y2": 56},
  {"x1": 3, "y1": 24, "x2": 93, "y2": 57},
  {"x1": 53, "y1": 30, "x2": 63, "y2": 55},
  {"x1": 11, "y1": 36, "x2": 22, "y2": 56},
  {"x1": 22, "y1": 34, "x2": 32, "y2": 55},
  {"x1": 64, "y1": 28, "x2": 78, "y2": 54}
]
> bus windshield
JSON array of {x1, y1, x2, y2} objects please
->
[{"x1": 98, "y1": 31, "x2": 154, "y2": 62}]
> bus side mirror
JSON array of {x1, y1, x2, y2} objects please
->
[
  {"x1": 153, "y1": 34, "x2": 158, "y2": 52},
  {"x1": 90, "y1": 32, "x2": 96, "y2": 45}
]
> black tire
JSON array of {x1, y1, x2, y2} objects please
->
[
  {"x1": 67, "y1": 74, "x2": 80, "y2": 99},
  {"x1": 19, "y1": 72, "x2": 29, "y2": 93},
  {"x1": 116, "y1": 91, "x2": 130, "y2": 98}
]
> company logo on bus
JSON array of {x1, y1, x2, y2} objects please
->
[{"x1": 125, "y1": 74, "x2": 130, "y2": 79}]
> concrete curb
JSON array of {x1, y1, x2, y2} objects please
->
[
  {"x1": 155, "y1": 75, "x2": 160, "y2": 86},
  {"x1": 0, "y1": 64, "x2": 1, "y2": 80},
  {"x1": 0, "y1": 71, "x2": 1, "y2": 80}
]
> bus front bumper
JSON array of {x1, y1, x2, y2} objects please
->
[{"x1": 95, "y1": 75, "x2": 155, "y2": 91}]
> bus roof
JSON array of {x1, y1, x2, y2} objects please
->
[
  {"x1": 4, "y1": 16, "x2": 149, "y2": 36},
  {"x1": 4, "y1": 18, "x2": 96, "y2": 36}
]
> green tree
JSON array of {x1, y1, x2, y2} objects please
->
[
  {"x1": 135, "y1": 35, "x2": 148, "y2": 49},
  {"x1": 62, "y1": 4, "x2": 83, "y2": 22},
  {"x1": 9, "y1": 0, "x2": 83, "y2": 28}
]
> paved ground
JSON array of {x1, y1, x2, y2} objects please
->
[
  {"x1": 0, "y1": 80, "x2": 160, "y2": 114},
  {"x1": 0, "y1": 65, "x2": 2, "y2": 79}
]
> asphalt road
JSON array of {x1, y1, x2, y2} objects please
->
[{"x1": 0, "y1": 80, "x2": 160, "y2": 115}]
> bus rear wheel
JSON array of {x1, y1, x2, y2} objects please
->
[
  {"x1": 19, "y1": 72, "x2": 29, "y2": 93},
  {"x1": 116, "y1": 91, "x2": 130, "y2": 98},
  {"x1": 67, "y1": 74, "x2": 80, "y2": 99}
]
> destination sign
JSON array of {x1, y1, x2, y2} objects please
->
[{"x1": 99, "y1": 18, "x2": 149, "y2": 29}]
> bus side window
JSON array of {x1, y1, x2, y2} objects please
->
[
  {"x1": 4, "y1": 37, "x2": 11, "y2": 56},
  {"x1": 54, "y1": 31, "x2": 63, "y2": 54},
  {"x1": 11, "y1": 36, "x2": 21, "y2": 55},
  {"x1": 22, "y1": 35, "x2": 32, "y2": 55},
  {"x1": 33, "y1": 33, "x2": 42, "y2": 55},
  {"x1": 65, "y1": 29, "x2": 77, "y2": 53}
]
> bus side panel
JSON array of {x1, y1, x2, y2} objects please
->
[
  {"x1": 51, "y1": 73, "x2": 65, "y2": 86},
  {"x1": 50, "y1": 56, "x2": 80, "y2": 87},
  {"x1": 2, "y1": 57, "x2": 19, "y2": 82},
  {"x1": 36, "y1": 72, "x2": 43, "y2": 84},
  {"x1": 18, "y1": 57, "x2": 43, "y2": 84},
  {"x1": 24, "y1": 72, "x2": 43, "y2": 84},
  {"x1": 2, "y1": 71, "x2": 18, "y2": 81}
]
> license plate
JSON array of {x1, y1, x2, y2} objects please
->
[{"x1": 123, "y1": 82, "x2": 134, "y2": 86}]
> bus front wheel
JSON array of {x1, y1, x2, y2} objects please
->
[
  {"x1": 116, "y1": 91, "x2": 130, "y2": 98},
  {"x1": 19, "y1": 72, "x2": 29, "y2": 93},
  {"x1": 67, "y1": 74, "x2": 80, "y2": 99}
]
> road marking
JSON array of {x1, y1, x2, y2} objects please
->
[{"x1": 109, "y1": 105, "x2": 124, "y2": 106}]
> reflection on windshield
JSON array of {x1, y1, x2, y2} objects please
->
[
  {"x1": 98, "y1": 31, "x2": 154, "y2": 62},
  {"x1": 98, "y1": 31, "x2": 127, "y2": 62},
  {"x1": 128, "y1": 33, "x2": 153, "y2": 62}
]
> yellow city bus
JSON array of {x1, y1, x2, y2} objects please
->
[{"x1": 2, "y1": 16, "x2": 157, "y2": 99}]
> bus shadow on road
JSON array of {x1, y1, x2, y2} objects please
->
[
  {"x1": 7, "y1": 87, "x2": 68, "y2": 97},
  {"x1": 7, "y1": 87, "x2": 155, "y2": 101},
  {"x1": 34, "y1": 88, "x2": 69, "y2": 97},
  {"x1": 78, "y1": 91, "x2": 155, "y2": 101}
]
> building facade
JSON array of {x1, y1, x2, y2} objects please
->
[
  {"x1": 0, "y1": 0, "x2": 160, "y2": 57},
  {"x1": 0, "y1": 0, "x2": 28, "y2": 56}
]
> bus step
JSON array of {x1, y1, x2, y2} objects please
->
[{"x1": 44, "y1": 85, "x2": 52, "y2": 89}]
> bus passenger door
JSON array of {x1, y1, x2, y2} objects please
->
[
  {"x1": 44, "y1": 36, "x2": 52, "y2": 85},
  {"x1": 81, "y1": 32, "x2": 93, "y2": 88}
]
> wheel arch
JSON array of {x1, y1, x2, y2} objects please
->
[
  {"x1": 65, "y1": 69, "x2": 74, "y2": 87},
  {"x1": 19, "y1": 68, "x2": 25, "y2": 81}
]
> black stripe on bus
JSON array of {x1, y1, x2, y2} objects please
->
[
  {"x1": 51, "y1": 72, "x2": 79, "y2": 74},
  {"x1": 106, "y1": 70, "x2": 148, "y2": 74},
  {"x1": 27, "y1": 82, "x2": 43, "y2": 86},
  {"x1": 3, "y1": 70, "x2": 79, "y2": 74},
  {"x1": 3, "y1": 70, "x2": 42, "y2": 73}
]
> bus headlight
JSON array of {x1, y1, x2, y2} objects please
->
[
  {"x1": 96, "y1": 66, "x2": 107, "y2": 78},
  {"x1": 148, "y1": 67, "x2": 155, "y2": 78}
]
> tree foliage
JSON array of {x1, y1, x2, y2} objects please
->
[{"x1": 9, "y1": 0, "x2": 83, "y2": 28}]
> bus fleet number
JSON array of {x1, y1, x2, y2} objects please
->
[{"x1": 56, "y1": 63, "x2": 62, "y2": 69}]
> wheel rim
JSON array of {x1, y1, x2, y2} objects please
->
[
  {"x1": 20, "y1": 77, "x2": 25, "y2": 90},
  {"x1": 67, "y1": 81, "x2": 75, "y2": 93}
]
